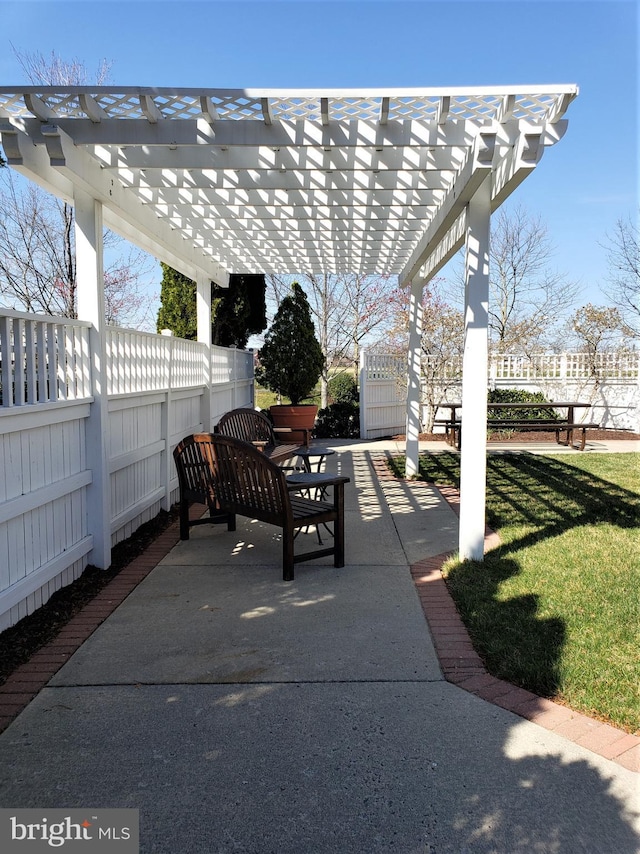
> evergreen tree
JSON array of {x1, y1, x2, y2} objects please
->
[
  {"x1": 156, "y1": 267, "x2": 267, "y2": 345},
  {"x1": 156, "y1": 263, "x2": 197, "y2": 339},
  {"x1": 256, "y1": 282, "x2": 324, "y2": 405},
  {"x1": 212, "y1": 274, "x2": 266, "y2": 348}
]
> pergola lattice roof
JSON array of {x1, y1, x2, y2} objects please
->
[{"x1": 0, "y1": 86, "x2": 577, "y2": 285}]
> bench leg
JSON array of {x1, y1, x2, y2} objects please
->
[
  {"x1": 179, "y1": 499, "x2": 190, "y2": 540},
  {"x1": 227, "y1": 514, "x2": 236, "y2": 532},
  {"x1": 333, "y1": 483, "x2": 345, "y2": 568},
  {"x1": 283, "y1": 525, "x2": 295, "y2": 581}
]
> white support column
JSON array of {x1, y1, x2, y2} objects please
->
[
  {"x1": 358, "y1": 348, "x2": 367, "y2": 440},
  {"x1": 196, "y1": 273, "x2": 213, "y2": 429},
  {"x1": 74, "y1": 188, "x2": 111, "y2": 569},
  {"x1": 459, "y1": 178, "x2": 491, "y2": 561},
  {"x1": 161, "y1": 330, "x2": 174, "y2": 512},
  {"x1": 405, "y1": 278, "x2": 423, "y2": 477}
]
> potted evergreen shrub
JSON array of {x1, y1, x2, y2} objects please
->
[{"x1": 256, "y1": 282, "x2": 324, "y2": 440}]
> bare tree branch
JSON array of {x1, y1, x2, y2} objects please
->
[
  {"x1": 0, "y1": 49, "x2": 154, "y2": 327},
  {"x1": 11, "y1": 44, "x2": 112, "y2": 86},
  {"x1": 488, "y1": 205, "x2": 580, "y2": 352},
  {"x1": 601, "y1": 213, "x2": 640, "y2": 337}
]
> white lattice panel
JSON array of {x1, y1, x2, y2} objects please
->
[{"x1": 0, "y1": 87, "x2": 576, "y2": 123}]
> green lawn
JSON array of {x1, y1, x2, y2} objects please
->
[
  {"x1": 388, "y1": 452, "x2": 640, "y2": 733},
  {"x1": 254, "y1": 384, "x2": 320, "y2": 410}
]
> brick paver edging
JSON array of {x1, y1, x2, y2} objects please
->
[
  {"x1": 0, "y1": 507, "x2": 205, "y2": 735},
  {"x1": 371, "y1": 453, "x2": 640, "y2": 773}
]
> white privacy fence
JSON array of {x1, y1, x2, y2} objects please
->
[
  {"x1": 0, "y1": 308, "x2": 254, "y2": 631},
  {"x1": 359, "y1": 350, "x2": 640, "y2": 439}
]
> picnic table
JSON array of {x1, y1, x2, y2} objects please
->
[{"x1": 435, "y1": 401, "x2": 598, "y2": 451}]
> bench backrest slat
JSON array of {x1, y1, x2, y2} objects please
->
[{"x1": 217, "y1": 408, "x2": 276, "y2": 444}]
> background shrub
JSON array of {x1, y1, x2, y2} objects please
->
[
  {"x1": 314, "y1": 401, "x2": 360, "y2": 438},
  {"x1": 328, "y1": 373, "x2": 359, "y2": 404},
  {"x1": 488, "y1": 388, "x2": 558, "y2": 421}
]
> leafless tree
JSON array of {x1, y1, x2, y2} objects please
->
[
  {"x1": 488, "y1": 205, "x2": 580, "y2": 352},
  {"x1": 11, "y1": 44, "x2": 112, "y2": 86},
  {"x1": 601, "y1": 214, "x2": 639, "y2": 337},
  {"x1": 0, "y1": 49, "x2": 154, "y2": 327},
  {"x1": 385, "y1": 281, "x2": 464, "y2": 431},
  {"x1": 0, "y1": 170, "x2": 153, "y2": 325}
]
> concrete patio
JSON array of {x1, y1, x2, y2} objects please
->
[{"x1": 0, "y1": 440, "x2": 638, "y2": 853}]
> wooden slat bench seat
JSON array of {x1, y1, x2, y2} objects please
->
[
  {"x1": 173, "y1": 434, "x2": 350, "y2": 581},
  {"x1": 449, "y1": 420, "x2": 600, "y2": 451},
  {"x1": 489, "y1": 420, "x2": 600, "y2": 451}
]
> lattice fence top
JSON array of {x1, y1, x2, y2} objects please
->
[{"x1": 0, "y1": 86, "x2": 578, "y2": 283}]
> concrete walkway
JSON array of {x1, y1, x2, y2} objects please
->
[{"x1": 0, "y1": 440, "x2": 638, "y2": 853}]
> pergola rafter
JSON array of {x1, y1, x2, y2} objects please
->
[{"x1": 0, "y1": 84, "x2": 578, "y2": 564}]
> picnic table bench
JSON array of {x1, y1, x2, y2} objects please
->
[
  {"x1": 436, "y1": 402, "x2": 599, "y2": 451},
  {"x1": 173, "y1": 433, "x2": 349, "y2": 581}
]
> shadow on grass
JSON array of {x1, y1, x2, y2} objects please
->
[
  {"x1": 395, "y1": 451, "x2": 639, "y2": 698},
  {"x1": 445, "y1": 556, "x2": 566, "y2": 695}
]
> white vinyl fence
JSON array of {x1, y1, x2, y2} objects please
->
[
  {"x1": 359, "y1": 350, "x2": 640, "y2": 439},
  {"x1": 0, "y1": 308, "x2": 254, "y2": 630}
]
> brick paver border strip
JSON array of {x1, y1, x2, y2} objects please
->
[{"x1": 374, "y1": 450, "x2": 640, "y2": 773}]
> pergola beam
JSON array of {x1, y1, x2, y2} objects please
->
[
  {"x1": 135, "y1": 187, "x2": 444, "y2": 207},
  {"x1": 118, "y1": 168, "x2": 451, "y2": 191},
  {"x1": 398, "y1": 132, "x2": 496, "y2": 285},
  {"x1": 0, "y1": 122, "x2": 229, "y2": 285},
  {"x1": 90, "y1": 144, "x2": 469, "y2": 172}
]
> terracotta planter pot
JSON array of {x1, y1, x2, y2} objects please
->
[{"x1": 270, "y1": 404, "x2": 318, "y2": 446}]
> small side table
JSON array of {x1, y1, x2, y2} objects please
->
[{"x1": 293, "y1": 447, "x2": 336, "y2": 473}]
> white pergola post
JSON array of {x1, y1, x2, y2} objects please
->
[
  {"x1": 458, "y1": 178, "x2": 491, "y2": 561},
  {"x1": 196, "y1": 273, "x2": 213, "y2": 430},
  {"x1": 405, "y1": 278, "x2": 424, "y2": 478},
  {"x1": 74, "y1": 188, "x2": 111, "y2": 570}
]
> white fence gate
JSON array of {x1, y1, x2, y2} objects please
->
[
  {"x1": 0, "y1": 309, "x2": 254, "y2": 630},
  {"x1": 359, "y1": 350, "x2": 640, "y2": 439}
]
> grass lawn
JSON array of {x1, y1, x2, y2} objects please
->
[
  {"x1": 254, "y1": 384, "x2": 320, "y2": 410},
  {"x1": 388, "y1": 451, "x2": 640, "y2": 733}
]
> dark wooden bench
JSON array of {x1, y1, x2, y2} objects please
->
[
  {"x1": 173, "y1": 433, "x2": 232, "y2": 539},
  {"x1": 449, "y1": 419, "x2": 599, "y2": 451},
  {"x1": 173, "y1": 434, "x2": 349, "y2": 581},
  {"x1": 216, "y1": 407, "x2": 303, "y2": 464},
  {"x1": 488, "y1": 419, "x2": 599, "y2": 451}
]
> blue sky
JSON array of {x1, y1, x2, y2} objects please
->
[{"x1": 1, "y1": 0, "x2": 637, "y2": 311}]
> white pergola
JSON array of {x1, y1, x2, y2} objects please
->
[{"x1": 0, "y1": 85, "x2": 578, "y2": 563}]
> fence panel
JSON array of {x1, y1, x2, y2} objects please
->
[
  {"x1": 359, "y1": 352, "x2": 406, "y2": 439},
  {"x1": 210, "y1": 346, "x2": 255, "y2": 425},
  {"x1": 0, "y1": 404, "x2": 93, "y2": 631},
  {"x1": 360, "y1": 351, "x2": 640, "y2": 437},
  {"x1": 0, "y1": 310, "x2": 255, "y2": 630},
  {"x1": 0, "y1": 310, "x2": 92, "y2": 408}
]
